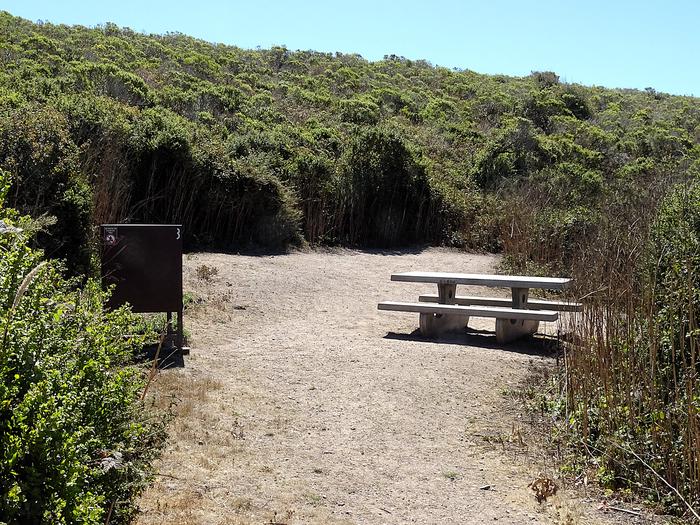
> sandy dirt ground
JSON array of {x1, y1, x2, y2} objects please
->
[{"x1": 135, "y1": 248, "x2": 645, "y2": 525}]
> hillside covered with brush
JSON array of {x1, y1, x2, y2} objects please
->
[
  {"x1": 1, "y1": 11, "x2": 699, "y2": 272},
  {"x1": 2, "y1": 12, "x2": 700, "y2": 518}
]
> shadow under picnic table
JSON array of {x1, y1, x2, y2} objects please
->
[{"x1": 383, "y1": 328, "x2": 561, "y2": 357}]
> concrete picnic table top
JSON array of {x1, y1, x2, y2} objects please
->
[{"x1": 390, "y1": 271, "x2": 571, "y2": 290}]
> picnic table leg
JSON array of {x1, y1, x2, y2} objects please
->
[
  {"x1": 419, "y1": 281, "x2": 469, "y2": 337},
  {"x1": 495, "y1": 287, "x2": 540, "y2": 343}
]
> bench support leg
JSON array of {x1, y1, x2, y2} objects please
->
[
  {"x1": 438, "y1": 282, "x2": 457, "y2": 304},
  {"x1": 419, "y1": 281, "x2": 468, "y2": 337},
  {"x1": 419, "y1": 311, "x2": 470, "y2": 337},
  {"x1": 495, "y1": 287, "x2": 539, "y2": 343},
  {"x1": 495, "y1": 318, "x2": 540, "y2": 343}
]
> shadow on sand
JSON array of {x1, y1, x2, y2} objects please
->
[
  {"x1": 383, "y1": 328, "x2": 561, "y2": 357},
  {"x1": 135, "y1": 343, "x2": 185, "y2": 369}
]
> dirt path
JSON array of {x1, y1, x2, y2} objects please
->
[{"x1": 135, "y1": 249, "x2": 626, "y2": 525}]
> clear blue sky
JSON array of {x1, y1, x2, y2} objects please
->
[{"x1": 3, "y1": 0, "x2": 699, "y2": 96}]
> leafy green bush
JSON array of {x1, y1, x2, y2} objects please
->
[
  {"x1": 336, "y1": 128, "x2": 437, "y2": 246},
  {"x1": 0, "y1": 172, "x2": 166, "y2": 524},
  {"x1": 648, "y1": 182, "x2": 700, "y2": 394},
  {"x1": 473, "y1": 117, "x2": 545, "y2": 189},
  {"x1": 0, "y1": 104, "x2": 92, "y2": 274},
  {"x1": 338, "y1": 96, "x2": 380, "y2": 124},
  {"x1": 560, "y1": 86, "x2": 592, "y2": 120}
]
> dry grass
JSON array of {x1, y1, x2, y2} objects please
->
[
  {"x1": 139, "y1": 371, "x2": 253, "y2": 525},
  {"x1": 501, "y1": 179, "x2": 700, "y2": 519}
]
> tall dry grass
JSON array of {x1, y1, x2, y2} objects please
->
[
  {"x1": 502, "y1": 177, "x2": 700, "y2": 518},
  {"x1": 85, "y1": 138, "x2": 302, "y2": 249}
]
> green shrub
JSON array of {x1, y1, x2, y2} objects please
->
[
  {"x1": 0, "y1": 172, "x2": 166, "y2": 524},
  {"x1": 336, "y1": 128, "x2": 437, "y2": 245},
  {"x1": 561, "y1": 87, "x2": 592, "y2": 120},
  {"x1": 473, "y1": 117, "x2": 545, "y2": 189},
  {"x1": 0, "y1": 105, "x2": 92, "y2": 275},
  {"x1": 290, "y1": 153, "x2": 334, "y2": 243},
  {"x1": 338, "y1": 96, "x2": 380, "y2": 125},
  {"x1": 3, "y1": 11, "x2": 700, "y2": 257},
  {"x1": 530, "y1": 70, "x2": 560, "y2": 89},
  {"x1": 648, "y1": 182, "x2": 700, "y2": 383}
]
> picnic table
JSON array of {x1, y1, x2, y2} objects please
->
[{"x1": 378, "y1": 271, "x2": 581, "y2": 343}]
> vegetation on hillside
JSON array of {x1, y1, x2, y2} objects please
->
[
  {"x1": 2, "y1": 12, "x2": 698, "y2": 266},
  {"x1": 0, "y1": 10, "x2": 698, "y2": 520}
]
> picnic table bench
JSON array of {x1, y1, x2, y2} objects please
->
[{"x1": 378, "y1": 271, "x2": 582, "y2": 343}]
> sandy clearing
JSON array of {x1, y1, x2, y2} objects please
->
[{"x1": 135, "y1": 248, "x2": 629, "y2": 525}]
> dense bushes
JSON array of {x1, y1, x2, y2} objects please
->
[
  {"x1": 2, "y1": 11, "x2": 699, "y2": 260},
  {"x1": 0, "y1": 172, "x2": 166, "y2": 524},
  {"x1": 0, "y1": 105, "x2": 92, "y2": 274},
  {"x1": 336, "y1": 128, "x2": 436, "y2": 245},
  {"x1": 519, "y1": 179, "x2": 700, "y2": 518},
  {"x1": 496, "y1": 128, "x2": 699, "y2": 515},
  {"x1": 642, "y1": 184, "x2": 700, "y2": 504}
]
